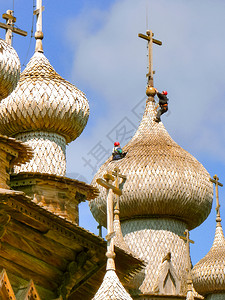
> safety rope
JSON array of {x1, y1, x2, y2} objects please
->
[{"x1": 22, "y1": 0, "x2": 36, "y2": 68}]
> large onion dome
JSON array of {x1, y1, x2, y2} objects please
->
[
  {"x1": 0, "y1": 38, "x2": 20, "y2": 101},
  {"x1": 89, "y1": 95, "x2": 213, "y2": 230},
  {"x1": 192, "y1": 214, "x2": 225, "y2": 295},
  {"x1": 0, "y1": 51, "x2": 89, "y2": 143}
]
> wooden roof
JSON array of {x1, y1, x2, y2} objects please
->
[
  {"x1": 0, "y1": 188, "x2": 144, "y2": 299},
  {"x1": 10, "y1": 172, "x2": 99, "y2": 200}
]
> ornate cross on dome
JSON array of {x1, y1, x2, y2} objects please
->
[
  {"x1": 210, "y1": 175, "x2": 223, "y2": 222},
  {"x1": 96, "y1": 170, "x2": 126, "y2": 271},
  {"x1": 138, "y1": 30, "x2": 162, "y2": 87},
  {"x1": 34, "y1": 0, "x2": 45, "y2": 52},
  {"x1": 0, "y1": 10, "x2": 27, "y2": 45}
]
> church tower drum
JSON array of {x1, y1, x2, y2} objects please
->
[{"x1": 89, "y1": 29, "x2": 213, "y2": 298}]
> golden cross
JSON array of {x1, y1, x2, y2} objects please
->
[
  {"x1": 210, "y1": 175, "x2": 223, "y2": 220},
  {"x1": 138, "y1": 30, "x2": 162, "y2": 87},
  {"x1": 0, "y1": 10, "x2": 27, "y2": 45}
]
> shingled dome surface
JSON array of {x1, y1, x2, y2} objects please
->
[
  {"x1": 0, "y1": 38, "x2": 20, "y2": 101},
  {"x1": 192, "y1": 222, "x2": 225, "y2": 295},
  {"x1": 0, "y1": 51, "x2": 89, "y2": 143},
  {"x1": 89, "y1": 97, "x2": 213, "y2": 230}
]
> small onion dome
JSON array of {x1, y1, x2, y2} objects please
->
[
  {"x1": 0, "y1": 38, "x2": 20, "y2": 101},
  {"x1": 192, "y1": 222, "x2": 225, "y2": 295},
  {"x1": 0, "y1": 51, "x2": 89, "y2": 143},
  {"x1": 89, "y1": 97, "x2": 213, "y2": 230}
]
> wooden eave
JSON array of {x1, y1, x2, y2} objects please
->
[
  {"x1": 0, "y1": 135, "x2": 33, "y2": 166},
  {"x1": 0, "y1": 188, "x2": 144, "y2": 299},
  {"x1": 10, "y1": 172, "x2": 99, "y2": 200}
]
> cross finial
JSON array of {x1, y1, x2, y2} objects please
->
[
  {"x1": 138, "y1": 30, "x2": 162, "y2": 87},
  {"x1": 180, "y1": 229, "x2": 194, "y2": 283},
  {"x1": 34, "y1": 0, "x2": 45, "y2": 52},
  {"x1": 210, "y1": 175, "x2": 223, "y2": 223},
  {"x1": 0, "y1": 10, "x2": 27, "y2": 45},
  {"x1": 96, "y1": 169, "x2": 126, "y2": 271}
]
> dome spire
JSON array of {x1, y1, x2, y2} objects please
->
[
  {"x1": 34, "y1": 0, "x2": 44, "y2": 53},
  {"x1": 138, "y1": 29, "x2": 162, "y2": 87}
]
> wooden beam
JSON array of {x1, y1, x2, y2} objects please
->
[
  {"x1": 6, "y1": 271, "x2": 56, "y2": 300},
  {"x1": 0, "y1": 22, "x2": 27, "y2": 36},
  {"x1": 0, "y1": 242, "x2": 63, "y2": 281},
  {"x1": 2, "y1": 230, "x2": 68, "y2": 271},
  {"x1": 44, "y1": 230, "x2": 86, "y2": 252},
  {"x1": 2, "y1": 13, "x2": 16, "y2": 22},
  {"x1": 6, "y1": 220, "x2": 76, "y2": 260},
  {"x1": 96, "y1": 179, "x2": 122, "y2": 196},
  {"x1": 0, "y1": 256, "x2": 57, "y2": 290}
]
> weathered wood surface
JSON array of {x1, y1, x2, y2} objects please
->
[
  {"x1": 0, "y1": 242, "x2": 63, "y2": 281},
  {"x1": 6, "y1": 220, "x2": 76, "y2": 260},
  {"x1": 7, "y1": 270, "x2": 56, "y2": 299},
  {"x1": 44, "y1": 230, "x2": 86, "y2": 252},
  {"x1": 2, "y1": 230, "x2": 68, "y2": 270},
  {"x1": 0, "y1": 256, "x2": 57, "y2": 290}
]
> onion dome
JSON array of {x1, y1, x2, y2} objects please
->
[
  {"x1": 0, "y1": 1, "x2": 89, "y2": 176},
  {"x1": 0, "y1": 38, "x2": 20, "y2": 101},
  {"x1": 89, "y1": 94, "x2": 213, "y2": 230},
  {"x1": 0, "y1": 51, "x2": 89, "y2": 142},
  {"x1": 192, "y1": 181, "x2": 225, "y2": 296}
]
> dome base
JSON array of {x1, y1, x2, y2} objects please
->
[
  {"x1": 14, "y1": 131, "x2": 66, "y2": 176},
  {"x1": 122, "y1": 218, "x2": 189, "y2": 296}
]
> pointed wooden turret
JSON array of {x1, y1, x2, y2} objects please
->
[{"x1": 93, "y1": 170, "x2": 133, "y2": 300}]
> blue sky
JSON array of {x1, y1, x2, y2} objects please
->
[{"x1": 1, "y1": 0, "x2": 225, "y2": 266}]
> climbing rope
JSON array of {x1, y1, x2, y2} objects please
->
[{"x1": 22, "y1": 0, "x2": 36, "y2": 68}]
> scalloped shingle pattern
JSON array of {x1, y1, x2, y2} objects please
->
[
  {"x1": 0, "y1": 52, "x2": 89, "y2": 143},
  {"x1": 206, "y1": 294, "x2": 225, "y2": 300},
  {"x1": 192, "y1": 223, "x2": 225, "y2": 295},
  {"x1": 93, "y1": 270, "x2": 133, "y2": 300},
  {"x1": 14, "y1": 132, "x2": 66, "y2": 175},
  {"x1": 122, "y1": 218, "x2": 187, "y2": 295},
  {"x1": 0, "y1": 39, "x2": 20, "y2": 101},
  {"x1": 89, "y1": 98, "x2": 213, "y2": 230}
]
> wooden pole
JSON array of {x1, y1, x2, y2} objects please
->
[
  {"x1": 210, "y1": 175, "x2": 223, "y2": 222},
  {"x1": 138, "y1": 30, "x2": 162, "y2": 87},
  {"x1": 0, "y1": 10, "x2": 27, "y2": 45}
]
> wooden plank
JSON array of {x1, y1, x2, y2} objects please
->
[
  {"x1": 0, "y1": 242, "x2": 63, "y2": 281},
  {"x1": 7, "y1": 220, "x2": 76, "y2": 260},
  {"x1": 2, "y1": 230, "x2": 68, "y2": 271},
  {"x1": 96, "y1": 179, "x2": 122, "y2": 196},
  {"x1": 2, "y1": 13, "x2": 16, "y2": 22},
  {"x1": 44, "y1": 230, "x2": 85, "y2": 252},
  {"x1": 0, "y1": 256, "x2": 57, "y2": 290},
  {"x1": 153, "y1": 38, "x2": 162, "y2": 45},
  {"x1": 138, "y1": 33, "x2": 150, "y2": 41},
  {"x1": 0, "y1": 22, "x2": 27, "y2": 36},
  {"x1": 6, "y1": 271, "x2": 56, "y2": 300}
]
